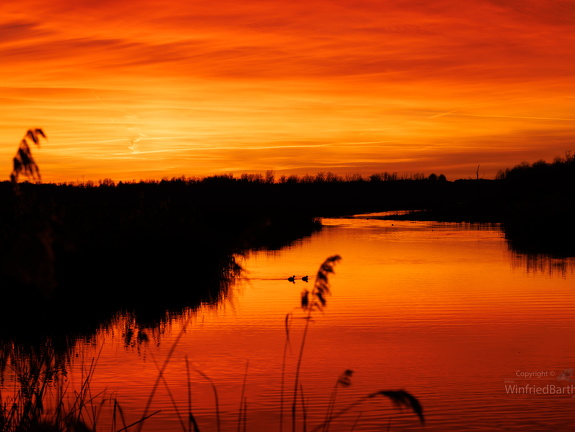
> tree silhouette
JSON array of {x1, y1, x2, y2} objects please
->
[{"x1": 10, "y1": 128, "x2": 47, "y2": 183}]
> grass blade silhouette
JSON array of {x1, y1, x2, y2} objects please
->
[
  {"x1": 185, "y1": 356, "x2": 201, "y2": 432},
  {"x1": 237, "y1": 360, "x2": 249, "y2": 432},
  {"x1": 195, "y1": 369, "x2": 221, "y2": 432},
  {"x1": 280, "y1": 312, "x2": 292, "y2": 432},
  {"x1": 135, "y1": 316, "x2": 191, "y2": 432}
]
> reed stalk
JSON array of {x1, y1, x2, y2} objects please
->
[
  {"x1": 134, "y1": 316, "x2": 191, "y2": 432},
  {"x1": 291, "y1": 255, "x2": 341, "y2": 432},
  {"x1": 195, "y1": 370, "x2": 221, "y2": 432},
  {"x1": 1, "y1": 255, "x2": 425, "y2": 432},
  {"x1": 237, "y1": 360, "x2": 249, "y2": 432},
  {"x1": 279, "y1": 313, "x2": 291, "y2": 432}
]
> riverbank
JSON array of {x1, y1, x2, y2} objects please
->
[
  {"x1": 2, "y1": 153, "x2": 574, "y2": 340},
  {"x1": 0, "y1": 180, "x2": 320, "y2": 342}
]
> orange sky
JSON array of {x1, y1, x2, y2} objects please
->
[{"x1": 2, "y1": 0, "x2": 575, "y2": 182}]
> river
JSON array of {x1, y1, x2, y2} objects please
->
[{"x1": 4, "y1": 214, "x2": 575, "y2": 431}]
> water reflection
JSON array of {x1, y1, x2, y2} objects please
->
[
  {"x1": 354, "y1": 211, "x2": 575, "y2": 277},
  {"x1": 2, "y1": 218, "x2": 575, "y2": 431},
  {"x1": 0, "y1": 213, "x2": 320, "y2": 431},
  {"x1": 510, "y1": 253, "x2": 575, "y2": 277}
]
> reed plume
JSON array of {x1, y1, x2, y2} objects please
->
[
  {"x1": 300, "y1": 255, "x2": 341, "y2": 312},
  {"x1": 10, "y1": 129, "x2": 46, "y2": 183},
  {"x1": 323, "y1": 369, "x2": 353, "y2": 432},
  {"x1": 293, "y1": 255, "x2": 424, "y2": 432},
  {"x1": 310, "y1": 389, "x2": 424, "y2": 432},
  {"x1": 371, "y1": 390, "x2": 424, "y2": 425},
  {"x1": 292, "y1": 255, "x2": 341, "y2": 432}
]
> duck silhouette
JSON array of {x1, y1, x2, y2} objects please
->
[
  {"x1": 302, "y1": 275, "x2": 309, "y2": 282},
  {"x1": 288, "y1": 275, "x2": 296, "y2": 283}
]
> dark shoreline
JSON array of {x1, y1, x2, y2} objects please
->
[{"x1": 1, "y1": 158, "x2": 574, "y2": 342}]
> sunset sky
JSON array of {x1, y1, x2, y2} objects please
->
[{"x1": 2, "y1": 0, "x2": 575, "y2": 182}]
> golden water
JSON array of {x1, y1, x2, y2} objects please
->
[{"x1": 52, "y1": 217, "x2": 575, "y2": 431}]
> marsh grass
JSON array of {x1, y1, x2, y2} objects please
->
[
  {"x1": 0, "y1": 345, "x2": 112, "y2": 432},
  {"x1": 1, "y1": 256, "x2": 425, "y2": 432},
  {"x1": 285, "y1": 256, "x2": 424, "y2": 432},
  {"x1": 0, "y1": 342, "x2": 165, "y2": 432}
]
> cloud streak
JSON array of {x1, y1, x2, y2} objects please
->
[{"x1": 1, "y1": 0, "x2": 575, "y2": 181}]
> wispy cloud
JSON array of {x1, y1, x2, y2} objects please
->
[{"x1": 2, "y1": 0, "x2": 575, "y2": 181}]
